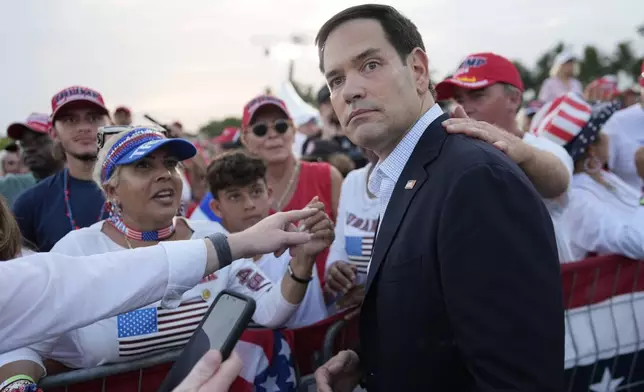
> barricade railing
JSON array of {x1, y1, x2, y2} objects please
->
[
  {"x1": 36, "y1": 255, "x2": 644, "y2": 391},
  {"x1": 562, "y1": 255, "x2": 644, "y2": 391},
  {"x1": 37, "y1": 312, "x2": 359, "y2": 392}
]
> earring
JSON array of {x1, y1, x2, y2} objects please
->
[
  {"x1": 583, "y1": 156, "x2": 602, "y2": 174},
  {"x1": 108, "y1": 199, "x2": 122, "y2": 218}
]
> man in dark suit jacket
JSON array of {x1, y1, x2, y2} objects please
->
[{"x1": 314, "y1": 4, "x2": 564, "y2": 392}]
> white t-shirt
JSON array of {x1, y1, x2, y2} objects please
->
[
  {"x1": 255, "y1": 253, "x2": 327, "y2": 328},
  {"x1": 522, "y1": 132, "x2": 575, "y2": 263},
  {"x1": 0, "y1": 219, "x2": 298, "y2": 371},
  {"x1": 561, "y1": 171, "x2": 644, "y2": 261},
  {"x1": 326, "y1": 164, "x2": 380, "y2": 285},
  {"x1": 603, "y1": 104, "x2": 644, "y2": 191}
]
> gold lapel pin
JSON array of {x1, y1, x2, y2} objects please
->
[{"x1": 405, "y1": 180, "x2": 416, "y2": 190}]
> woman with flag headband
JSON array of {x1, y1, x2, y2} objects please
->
[
  {"x1": 0, "y1": 126, "x2": 334, "y2": 392},
  {"x1": 531, "y1": 92, "x2": 644, "y2": 262}
]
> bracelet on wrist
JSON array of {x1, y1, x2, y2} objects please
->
[
  {"x1": 288, "y1": 260, "x2": 313, "y2": 284},
  {"x1": 205, "y1": 233, "x2": 233, "y2": 270},
  {"x1": 0, "y1": 380, "x2": 41, "y2": 392},
  {"x1": 0, "y1": 375, "x2": 35, "y2": 391}
]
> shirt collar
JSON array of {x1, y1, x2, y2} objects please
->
[{"x1": 368, "y1": 104, "x2": 443, "y2": 195}]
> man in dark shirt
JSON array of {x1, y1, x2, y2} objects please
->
[
  {"x1": 0, "y1": 114, "x2": 63, "y2": 206},
  {"x1": 12, "y1": 86, "x2": 110, "y2": 251}
]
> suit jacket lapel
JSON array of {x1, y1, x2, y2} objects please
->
[{"x1": 365, "y1": 114, "x2": 450, "y2": 295}]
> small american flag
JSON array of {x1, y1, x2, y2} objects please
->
[
  {"x1": 117, "y1": 298, "x2": 209, "y2": 357},
  {"x1": 345, "y1": 235, "x2": 374, "y2": 275}
]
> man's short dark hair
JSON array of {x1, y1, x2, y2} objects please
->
[
  {"x1": 315, "y1": 4, "x2": 435, "y2": 98},
  {"x1": 206, "y1": 151, "x2": 266, "y2": 198}
]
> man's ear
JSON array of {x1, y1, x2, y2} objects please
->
[
  {"x1": 209, "y1": 198, "x2": 223, "y2": 218},
  {"x1": 506, "y1": 87, "x2": 522, "y2": 114},
  {"x1": 408, "y1": 48, "x2": 431, "y2": 96}
]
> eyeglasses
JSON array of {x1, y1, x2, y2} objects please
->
[
  {"x1": 97, "y1": 125, "x2": 168, "y2": 149},
  {"x1": 250, "y1": 119, "x2": 291, "y2": 137}
]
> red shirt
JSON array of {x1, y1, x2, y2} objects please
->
[{"x1": 270, "y1": 161, "x2": 334, "y2": 288}]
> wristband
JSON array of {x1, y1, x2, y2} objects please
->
[
  {"x1": 205, "y1": 233, "x2": 233, "y2": 270},
  {"x1": 0, "y1": 376, "x2": 34, "y2": 391},
  {"x1": 288, "y1": 261, "x2": 313, "y2": 284},
  {"x1": 0, "y1": 379, "x2": 40, "y2": 392}
]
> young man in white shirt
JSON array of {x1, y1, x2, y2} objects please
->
[
  {"x1": 206, "y1": 150, "x2": 328, "y2": 328},
  {"x1": 435, "y1": 52, "x2": 575, "y2": 262}
]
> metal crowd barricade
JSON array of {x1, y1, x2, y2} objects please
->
[
  {"x1": 37, "y1": 312, "x2": 359, "y2": 392},
  {"x1": 39, "y1": 349, "x2": 181, "y2": 391},
  {"x1": 562, "y1": 255, "x2": 644, "y2": 391}
]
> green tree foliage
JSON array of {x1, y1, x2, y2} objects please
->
[
  {"x1": 512, "y1": 30, "x2": 642, "y2": 95},
  {"x1": 198, "y1": 117, "x2": 242, "y2": 137},
  {"x1": 0, "y1": 138, "x2": 12, "y2": 151}
]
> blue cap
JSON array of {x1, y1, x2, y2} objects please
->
[{"x1": 101, "y1": 127, "x2": 196, "y2": 183}]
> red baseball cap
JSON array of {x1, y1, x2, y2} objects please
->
[
  {"x1": 114, "y1": 106, "x2": 131, "y2": 115},
  {"x1": 51, "y1": 86, "x2": 109, "y2": 122},
  {"x1": 640, "y1": 60, "x2": 644, "y2": 87},
  {"x1": 215, "y1": 127, "x2": 241, "y2": 144},
  {"x1": 7, "y1": 113, "x2": 52, "y2": 140},
  {"x1": 242, "y1": 95, "x2": 291, "y2": 128},
  {"x1": 436, "y1": 53, "x2": 524, "y2": 101}
]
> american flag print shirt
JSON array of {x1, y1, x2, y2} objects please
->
[{"x1": 5, "y1": 219, "x2": 277, "y2": 369}]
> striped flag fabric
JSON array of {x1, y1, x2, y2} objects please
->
[
  {"x1": 563, "y1": 255, "x2": 644, "y2": 391},
  {"x1": 345, "y1": 235, "x2": 374, "y2": 275},
  {"x1": 117, "y1": 298, "x2": 209, "y2": 358},
  {"x1": 532, "y1": 92, "x2": 592, "y2": 146},
  {"x1": 115, "y1": 300, "x2": 296, "y2": 392}
]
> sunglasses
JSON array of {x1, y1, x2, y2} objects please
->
[
  {"x1": 97, "y1": 125, "x2": 168, "y2": 149},
  {"x1": 250, "y1": 119, "x2": 291, "y2": 137}
]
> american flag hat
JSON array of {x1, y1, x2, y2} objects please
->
[{"x1": 533, "y1": 92, "x2": 621, "y2": 161}]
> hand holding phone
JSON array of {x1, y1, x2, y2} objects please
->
[{"x1": 159, "y1": 290, "x2": 256, "y2": 392}]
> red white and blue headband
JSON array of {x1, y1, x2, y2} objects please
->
[{"x1": 100, "y1": 127, "x2": 197, "y2": 183}]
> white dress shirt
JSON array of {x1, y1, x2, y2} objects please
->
[
  {"x1": 0, "y1": 240, "x2": 207, "y2": 354},
  {"x1": 366, "y1": 104, "x2": 443, "y2": 274},
  {"x1": 368, "y1": 104, "x2": 444, "y2": 222}
]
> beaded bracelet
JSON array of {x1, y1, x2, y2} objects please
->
[{"x1": 0, "y1": 380, "x2": 42, "y2": 392}]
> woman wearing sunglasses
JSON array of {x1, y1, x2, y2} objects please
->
[
  {"x1": 0, "y1": 127, "x2": 333, "y2": 391},
  {"x1": 240, "y1": 95, "x2": 344, "y2": 287}
]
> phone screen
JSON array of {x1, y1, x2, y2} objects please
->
[{"x1": 202, "y1": 293, "x2": 249, "y2": 352}]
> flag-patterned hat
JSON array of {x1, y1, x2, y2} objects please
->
[{"x1": 532, "y1": 92, "x2": 620, "y2": 161}]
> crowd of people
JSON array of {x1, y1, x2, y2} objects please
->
[{"x1": 1, "y1": 3, "x2": 644, "y2": 392}]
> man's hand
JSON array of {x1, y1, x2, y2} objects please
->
[
  {"x1": 315, "y1": 350, "x2": 362, "y2": 392},
  {"x1": 291, "y1": 197, "x2": 335, "y2": 258},
  {"x1": 325, "y1": 261, "x2": 357, "y2": 295},
  {"x1": 227, "y1": 208, "x2": 318, "y2": 260},
  {"x1": 173, "y1": 350, "x2": 242, "y2": 392},
  {"x1": 443, "y1": 106, "x2": 534, "y2": 165},
  {"x1": 337, "y1": 285, "x2": 365, "y2": 309}
]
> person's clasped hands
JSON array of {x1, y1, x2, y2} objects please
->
[
  {"x1": 291, "y1": 196, "x2": 335, "y2": 259},
  {"x1": 443, "y1": 105, "x2": 534, "y2": 165}
]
